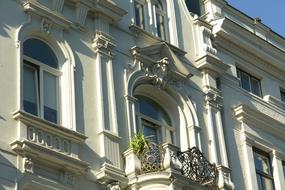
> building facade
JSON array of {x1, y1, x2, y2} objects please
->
[{"x1": 0, "y1": 0, "x2": 285, "y2": 189}]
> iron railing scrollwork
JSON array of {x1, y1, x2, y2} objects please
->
[
  {"x1": 175, "y1": 147, "x2": 218, "y2": 188},
  {"x1": 140, "y1": 142, "x2": 165, "y2": 173}
]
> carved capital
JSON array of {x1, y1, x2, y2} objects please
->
[
  {"x1": 204, "y1": 88, "x2": 223, "y2": 109},
  {"x1": 92, "y1": 31, "x2": 116, "y2": 56},
  {"x1": 142, "y1": 57, "x2": 169, "y2": 89},
  {"x1": 23, "y1": 157, "x2": 34, "y2": 174}
]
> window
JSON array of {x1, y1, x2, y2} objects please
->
[
  {"x1": 280, "y1": 89, "x2": 285, "y2": 102},
  {"x1": 237, "y1": 68, "x2": 262, "y2": 97},
  {"x1": 133, "y1": 0, "x2": 167, "y2": 40},
  {"x1": 253, "y1": 148, "x2": 274, "y2": 190},
  {"x1": 23, "y1": 38, "x2": 60, "y2": 123},
  {"x1": 185, "y1": 0, "x2": 201, "y2": 16},
  {"x1": 154, "y1": 0, "x2": 166, "y2": 40},
  {"x1": 134, "y1": 0, "x2": 145, "y2": 29},
  {"x1": 135, "y1": 96, "x2": 174, "y2": 144}
]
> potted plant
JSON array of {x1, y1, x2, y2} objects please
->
[{"x1": 128, "y1": 132, "x2": 150, "y2": 158}]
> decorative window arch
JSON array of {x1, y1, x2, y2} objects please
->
[
  {"x1": 23, "y1": 38, "x2": 60, "y2": 123},
  {"x1": 17, "y1": 23, "x2": 76, "y2": 130}
]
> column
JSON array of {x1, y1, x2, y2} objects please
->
[
  {"x1": 92, "y1": 30, "x2": 120, "y2": 168},
  {"x1": 203, "y1": 71, "x2": 234, "y2": 189}
]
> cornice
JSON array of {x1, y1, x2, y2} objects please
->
[
  {"x1": 10, "y1": 139, "x2": 89, "y2": 174},
  {"x1": 233, "y1": 104, "x2": 285, "y2": 140},
  {"x1": 23, "y1": 0, "x2": 72, "y2": 29},
  {"x1": 214, "y1": 18, "x2": 285, "y2": 73}
]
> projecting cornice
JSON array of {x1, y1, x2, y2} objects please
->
[
  {"x1": 21, "y1": 0, "x2": 127, "y2": 31},
  {"x1": 233, "y1": 104, "x2": 285, "y2": 140},
  {"x1": 213, "y1": 17, "x2": 285, "y2": 73}
]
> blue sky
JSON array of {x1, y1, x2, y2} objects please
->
[{"x1": 227, "y1": 0, "x2": 285, "y2": 38}]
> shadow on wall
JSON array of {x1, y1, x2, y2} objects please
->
[{"x1": 0, "y1": 151, "x2": 18, "y2": 190}]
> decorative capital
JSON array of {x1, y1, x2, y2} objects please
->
[
  {"x1": 142, "y1": 57, "x2": 169, "y2": 89},
  {"x1": 92, "y1": 31, "x2": 116, "y2": 56},
  {"x1": 204, "y1": 87, "x2": 223, "y2": 109},
  {"x1": 23, "y1": 157, "x2": 34, "y2": 174}
]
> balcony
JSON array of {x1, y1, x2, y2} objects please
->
[{"x1": 124, "y1": 143, "x2": 218, "y2": 190}]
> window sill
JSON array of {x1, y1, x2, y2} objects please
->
[{"x1": 13, "y1": 110, "x2": 87, "y2": 144}]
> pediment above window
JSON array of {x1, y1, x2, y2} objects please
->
[{"x1": 129, "y1": 42, "x2": 193, "y2": 88}]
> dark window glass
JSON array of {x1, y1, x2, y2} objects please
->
[
  {"x1": 280, "y1": 90, "x2": 285, "y2": 102},
  {"x1": 134, "y1": 1, "x2": 145, "y2": 29},
  {"x1": 23, "y1": 64, "x2": 39, "y2": 115},
  {"x1": 253, "y1": 148, "x2": 274, "y2": 190},
  {"x1": 23, "y1": 39, "x2": 58, "y2": 69},
  {"x1": 185, "y1": 0, "x2": 201, "y2": 16},
  {"x1": 137, "y1": 96, "x2": 171, "y2": 126},
  {"x1": 237, "y1": 68, "x2": 262, "y2": 97}
]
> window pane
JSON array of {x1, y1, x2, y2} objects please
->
[
  {"x1": 137, "y1": 96, "x2": 171, "y2": 126},
  {"x1": 251, "y1": 78, "x2": 261, "y2": 96},
  {"x1": 135, "y1": 2, "x2": 144, "y2": 29},
  {"x1": 281, "y1": 90, "x2": 285, "y2": 102},
  {"x1": 43, "y1": 72, "x2": 58, "y2": 123},
  {"x1": 143, "y1": 124, "x2": 158, "y2": 143},
  {"x1": 23, "y1": 65, "x2": 38, "y2": 115},
  {"x1": 241, "y1": 72, "x2": 251, "y2": 92},
  {"x1": 262, "y1": 177, "x2": 274, "y2": 190},
  {"x1": 256, "y1": 174, "x2": 263, "y2": 190},
  {"x1": 23, "y1": 39, "x2": 58, "y2": 69},
  {"x1": 254, "y1": 151, "x2": 271, "y2": 174}
]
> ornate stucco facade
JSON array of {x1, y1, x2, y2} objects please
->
[{"x1": 0, "y1": 0, "x2": 285, "y2": 190}]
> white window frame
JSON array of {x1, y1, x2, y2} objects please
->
[
  {"x1": 237, "y1": 68, "x2": 262, "y2": 97},
  {"x1": 23, "y1": 53, "x2": 62, "y2": 123}
]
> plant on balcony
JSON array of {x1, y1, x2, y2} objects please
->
[{"x1": 129, "y1": 132, "x2": 150, "y2": 158}]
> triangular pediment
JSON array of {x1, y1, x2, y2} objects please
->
[{"x1": 130, "y1": 42, "x2": 193, "y2": 81}]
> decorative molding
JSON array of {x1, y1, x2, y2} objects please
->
[
  {"x1": 23, "y1": 157, "x2": 34, "y2": 174},
  {"x1": 27, "y1": 126, "x2": 71, "y2": 154},
  {"x1": 41, "y1": 18, "x2": 52, "y2": 34},
  {"x1": 233, "y1": 104, "x2": 285, "y2": 141},
  {"x1": 11, "y1": 139, "x2": 89, "y2": 174},
  {"x1": 61, "y1": 171, "x2": 77, "y2": 189},
  {"x1": 23, "y1": 0, "x2": 72, "y2": 30},
  {"x1": 13, "y1": 110, "x2": 87, "y2": 144},
  {"x1": 217, "y1": 165, "x2": 235, "y2": 190},
  {"x1": 142, "y1": 57, "x2": 169, "y2": 89},
  {"x1": 263, "y1": 95, "x2": 285, "y2": 110},
  {"x1": 204, "y1": 87, "x2": 223, "y2": 109},
  {"x1": 92, "y1": 31, "x2": 116, "y2": 56},
  {"x1": 52, "y1": 0, "x2": 65, "y2": 13},
  {"x1": 75, "y1": 2, "x2": 89, "y2": 26},
  {"x1": 195, "y1": 53, "x2": 229, "y2": 77}
]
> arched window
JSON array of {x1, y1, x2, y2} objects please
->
[
  {"x1": 135, "y1": 95, "x2": 174, "y2": 144},
  {"x1": 23, "y1": 38, "x2": 61, "y2": 123},
  {"x1": 154, "y1": 0, "x2": 166, "y2": 40}
]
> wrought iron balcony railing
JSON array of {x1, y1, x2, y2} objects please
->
[{"x1": 124, "y1": 143, "x2": 218, "y2": 189}]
